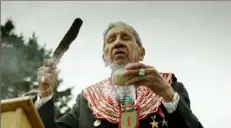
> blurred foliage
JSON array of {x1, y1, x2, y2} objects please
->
[{"x1": 0, "y1": 19, "x2": 73, "y2": 119}]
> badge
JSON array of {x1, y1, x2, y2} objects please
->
[
  {"x1": 119, "y1": 106, "x2": 139, "y2": 128},
  {"x1": 150, "y1": 116, "x2": 159, "y2": 128},
  {"x1": 94, "y1": 119, "x2": 101, "y2": 127},
  {"x1": 160, "y1": 118, "x2": 168, "y2": 127}
]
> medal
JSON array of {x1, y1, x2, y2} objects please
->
[
  {"x1": 117, "y1": 84, "x2": 138, "y2": 128},
  {"x1": 150, "y1": 116, "x2": 159, "y2": 128},
  {"x1": 161, "y1": 118, "x2": 168, "y2": 127},
  {"x1": 119, "y1": 96, "x2": 139, "y2": 128},
  {"x1": 119, "y1": 107, "x2": 139, "y2": 128}
]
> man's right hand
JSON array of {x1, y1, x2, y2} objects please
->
[{"x1": 37, "y1": 59, "x2": 57, "y2": 98}]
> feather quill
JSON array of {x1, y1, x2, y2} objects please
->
[{"x1": 52, "y1": 18, "x2": 83, "y2": 65}]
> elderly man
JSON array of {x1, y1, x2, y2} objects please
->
[{"x1": 35, "y1": 22, "x2": 203, "y2": 128}]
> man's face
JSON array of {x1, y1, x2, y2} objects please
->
[{"x1": 103, "y1": 26, "x2": 145, "y2": 65}]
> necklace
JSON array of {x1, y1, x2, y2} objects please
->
[{"x1": 122, "y1": 86, "x2": 131, "y2": 96}]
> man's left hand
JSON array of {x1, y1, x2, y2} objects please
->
[{"x1": 123, "y1": 63, "x2": 175, "y2": 102}]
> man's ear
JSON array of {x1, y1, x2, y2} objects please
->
[
  {"x1": 102, "y1": 54, "x2": 109, "y2": 67},
  {"x1": 139, "y1": 47, "x2": 145, "y2": 61}
]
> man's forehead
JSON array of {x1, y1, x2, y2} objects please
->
[{"x1": 105, "y1": 26, "x2": 133, "y2": 37}]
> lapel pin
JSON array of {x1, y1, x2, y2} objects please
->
[{"x1": 94, "y1": 119, "x2": 101, "y2": 127}]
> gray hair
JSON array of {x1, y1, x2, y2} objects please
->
[{"x1": 103, "y1": 21, "x2": 143, "y2": 49}]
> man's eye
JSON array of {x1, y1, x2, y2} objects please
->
[
  {"x1": 108, "y1": 36, "x2": 116, "y2": 43},
  {"x1": 121, "y1": 34, "x2": 130, "y2": 40}
]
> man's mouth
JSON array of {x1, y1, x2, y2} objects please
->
[
  {"x1": 112, "y1": 48, "x2": 128, "y2": 60},
  {"x1": 114, "y1": 51, "x2": 125, "y2": 55}
]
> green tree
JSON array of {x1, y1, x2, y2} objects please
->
[{"x1": 0, "y1": 19, "x2": 72, "y2": 119}]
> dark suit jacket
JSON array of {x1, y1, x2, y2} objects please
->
[{"x1": 36, "y1": 79, "x2": 203, "y2": 128}]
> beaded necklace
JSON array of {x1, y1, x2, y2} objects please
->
[{"x1": 110, "y1": 64, "x2": 136, "y2": 112}]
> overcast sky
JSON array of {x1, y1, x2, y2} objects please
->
[{"x1": 1, "y1": 1, "x2": 231, "y2": 127}]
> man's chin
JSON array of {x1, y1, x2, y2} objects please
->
[
  {"x1": 109, "y1": 59, "x2": 127, "y2": 73},
  {"x1": 113, "y1": 59, "x2": 127, "y2": 65}
]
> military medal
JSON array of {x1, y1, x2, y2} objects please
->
[
  {"x1": 150, "y1": 116, "x2": 159, "y2": 128},
  {"x1": 119, "y1": 96, "x2": 139, "y2": 128},
  {"x1": 157, "y1": 108, "x2": 168, "y2": 127},
  {"x1": 160, "y1": 118, "x2": 168, "y2": 127},
  {"x1": 119, "y1": 108, "x2": 139, "y2": 128}
]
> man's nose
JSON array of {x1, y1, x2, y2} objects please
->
[
  {"x1": 114, "y1": 37, "x2": 126, "y2": 48},
  {"x1": 114, "y1": 41, "x2": 126, "y2": 49}
]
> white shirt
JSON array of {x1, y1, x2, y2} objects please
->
[
  {"x1": 162, "y1": 92, "x2": 180, "y2": 113},
  {"x1": 35, "y1": 93, "x2": 53, "y2": 109}
]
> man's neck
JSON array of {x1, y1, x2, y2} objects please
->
[{"x1": 109, "y1": 64, "x2": 126, "y2": 75}]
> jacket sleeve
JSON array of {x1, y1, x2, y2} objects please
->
[
  {"x1": 36, "y1": 94, "x2": 81, "y2": 128},
  {"x1": 167, "y1": 76, "x2": 204, "y2": 128}
]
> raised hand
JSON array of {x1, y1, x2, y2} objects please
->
[{"x1": 37, "y1": 59, "x2": 57, "y2": 98}]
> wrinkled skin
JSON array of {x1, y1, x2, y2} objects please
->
[
  {"x1": 103, "y1": 26, "x2": 174, "y2": 101},
  {"x1": 103, "y1": 26, "x2": 145, "y2": 65}
]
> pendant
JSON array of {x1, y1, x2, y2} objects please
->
[
  {"x1": 119, "y1": 106, "x2": 139, "y2": 128},
  {"x1": 120, "y1": 96, "x2": 133, "y2": 106}
]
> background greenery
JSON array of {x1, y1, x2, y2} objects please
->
[{"x1": 0, "y1": 19, "x2": 73, "y2": 119}]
